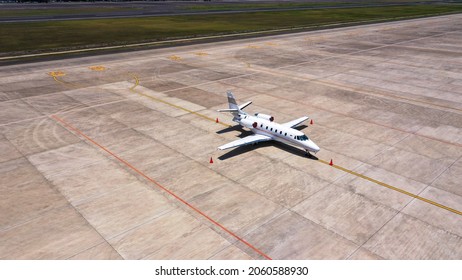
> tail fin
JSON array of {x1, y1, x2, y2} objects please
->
[
  {"x1": 217, "y1": 91, "x2": 239, "y2": 117},
  {"x1": 217, "y1": 91, "x2": 252, "y2": 120},
  {"x1": 227, "y1": 91, "x2": 239, "y2": 110}
]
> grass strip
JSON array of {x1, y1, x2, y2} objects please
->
[{"x1": 1, "y1": 4, "x2": 461, "y2": 55}]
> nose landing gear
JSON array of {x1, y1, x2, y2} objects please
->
[{"x1": 305, "y1": 149, "x2": 318, "y2": 160}]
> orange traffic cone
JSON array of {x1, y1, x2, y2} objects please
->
[
  {"x1": 216, "y1": 118, "x2": 219, "y2": 123},
  {"x1": 210, "y1": 157, "x2": 214, "y2": 164},
  {"x1": 329, "y1": 159, "x2": 333, "y2": 166},
  {"x1": 310, "y1": 119, "x2": 313, "y2": 125}
]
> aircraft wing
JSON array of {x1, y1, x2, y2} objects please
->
[
  {"x1": 282, "y1": 116, "x2": 309, "y2": 128},
  {"x1": 218, "y1": 134, "x2": 272, "y2": 150}
]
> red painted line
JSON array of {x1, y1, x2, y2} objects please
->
[{"x1": 51, "y1": 114, "x2": 272, "y2": 260}]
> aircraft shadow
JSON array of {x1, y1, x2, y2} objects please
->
[
  {"x1": 216, "y1": 125, "x2": 246, "y2": 134},
  {"x1": 293, "y1": 124, "x2": 308, "y2": 130},
  {"x1": 218, "y1": 140, "x2": 318, "y2": 161}
]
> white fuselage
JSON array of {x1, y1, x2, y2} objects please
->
[{"x1": 237, "y1": 114, "x2": 320, "y2": 153}]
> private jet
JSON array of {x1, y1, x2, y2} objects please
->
[{"x1": 217, "y1": 91, "x2": 320, "y2": 155}]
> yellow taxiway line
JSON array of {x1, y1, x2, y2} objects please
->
[
  {"x1": 317, "y1": 159, "x2": 462, "y2": 216},
  {"x1": 130, "y1": 74, "x2": 232, "y2": 128},
  {"x1": 47, "y1": 71, "x2": 461, "y2": 217},
  {"x1": 129, "y1": 74, "x2": 461, "y2": 217}
]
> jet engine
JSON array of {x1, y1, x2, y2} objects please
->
[{"x1": 255, "y1": 113, "x2": 274, "y2": 122}]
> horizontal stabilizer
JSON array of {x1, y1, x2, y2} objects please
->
[
  {"x1": 239, "y1": 101, "x2": 252, "y2": 111},
  {"x1": 217, "y1": 108, "x2": 239, "y2": 112}
]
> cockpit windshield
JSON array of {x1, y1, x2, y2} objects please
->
[{"x1": 299, "y1": 135, "x2": 309, "y2": 141}]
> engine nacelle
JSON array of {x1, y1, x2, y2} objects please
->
[{"x1": 255, "y1": 113, "x2": 274, "y2": 122}]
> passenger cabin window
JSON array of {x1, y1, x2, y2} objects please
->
[
  {"x1": 270, "y1": 128, "x2": 273, "y2": 131},
  {"x1": 280, "y1": 131, "x2": 282, "y2": 134},
  {"x1": 266, "y1": 126, "x2": 268, "y2": 129},
  {"x1": 275, "y1": 129, "x2": 278, "y2": 133},
  {"x1": 260, "y1": 124, "x2": 263, "y2": 128},
  {"x1": 285, "y1": 133, "x2": 287, "y2": 136}
]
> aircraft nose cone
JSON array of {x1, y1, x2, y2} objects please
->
[{"x1": 307, "y1": 140, "x2": 320, "y2": 153}]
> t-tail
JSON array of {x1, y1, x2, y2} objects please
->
[
  {"x1": 227, "y1": 91, "x2": 239, "y2": 111},
  {"x1": 217, "y1": 91, "x2": 252, "y2": 118}
]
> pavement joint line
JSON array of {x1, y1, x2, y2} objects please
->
[
  {"x1": 384, "y1": 43, "x2": 462, "y2": 55},
  {"x1": 44, "y1": 20, "x2": 461, "y2": 117},
  {"x1": 129, "y1": 74, "x2": 232, "y2": 128},
  {"x1": 409, "y1": 153, "x2": 462, "y2": 217},
  {"x1": 64, "y1": 239, "x2": 126, "y2": 260},
  {"x1": 278, "y1": 27, "x2": 460, "y2": 71},
  {"x1": 317, "y1": 158, "x2": 462, "y2": 216},
  {"x1": 209, "y1": 209, "x2": 292, "y2": 259},
  {"x1": 46, "y1": 65, "x2": 462, "y2": 218},
  {"x1": 45, "y1": 25, "x2": 462, "y2": 216},
  {"x1": 103, "y1": 207, "x2": 178, "y2": 249},
  {"x1": 253, "y1": 61, "x2": 462, "y2": 115},
  {"x1": 129, "y1": 75, "x2": 462, "y2": 217},
  {"x1": 50, "y1": 114, "x2": 272, "y2": 260},
  {"x1": 347, "y1": 151, "x2": 462, "y2": 258},
  {"x1": 139, "y1": 40, "x2": 462, "y2": 148},
  {"x1": 219, "y1": 77, "x2": 462, "y2": 151},
  {"x1": 17, "y1": 148, "x2": 125, "y2": 260},
  {"x1": 0, "y1": 99, "x2": 128, "y2": 127},
  {"x1": 345, "y1": 209, "x2": 399, "y2": 260},
  {"x1": 319, "y1": 76, "x2": 462, "y2": 114},
  {"x1": 207, "y1": 243, "x2": 253, "y2": 260},
  {"x1": 255, "y1": 27, "x2": 462, "y2": 113}
]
